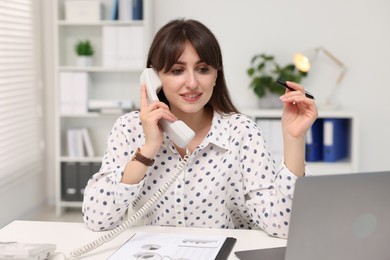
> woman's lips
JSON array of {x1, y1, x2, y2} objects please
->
[{"x1": 181, "y1": 92, "x2": 202, "y2": 102}]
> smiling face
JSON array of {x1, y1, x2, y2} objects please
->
[
  {"x1": 158, "y1": 42, "x2": 217, "y2": 116},
  {"x1": 147, "y1": 19, "x2": 238, "y2": 115}
]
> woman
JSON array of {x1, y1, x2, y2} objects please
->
[{"x1": 82, "y1": 19, "x2": 318, "y2": 239}]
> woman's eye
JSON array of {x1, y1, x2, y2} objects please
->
[
  {"x1": 170, "y1": 69, "x2": 183, "y2": 75},
  {"x1": 198, "y1": 67, "x2": 210, "y2": 74}
]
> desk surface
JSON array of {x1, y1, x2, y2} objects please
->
[{"x1": 0, "y1": 220, "x2": 286, "y2": 259}]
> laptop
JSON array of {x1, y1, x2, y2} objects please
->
[{"x1": 235, "y1": 171, "x2": 390, "y2": 260}]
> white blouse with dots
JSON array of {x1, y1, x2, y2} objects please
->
[{"x1": 82, "y1": 110, "x2": 307, "y2": 238}]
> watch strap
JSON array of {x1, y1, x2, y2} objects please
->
[{"x1": 132, "y1": 147, "x2": 154, "y2": 166}]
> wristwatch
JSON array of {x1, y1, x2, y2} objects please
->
[{"x1": 131, "y1": 147, "x2": 155, "y2": 166}]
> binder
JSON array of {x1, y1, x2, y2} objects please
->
[
  {"x1": 61, "y1": 162, "x2": 79, "y2": 201},
  {"x1": 102, "y1": 26, "x2": 144, "y2": 68},
  {"x1": 111, "y1": 0, "x2": 119, "y2": 20},
  {"x1": 102, "y1": 26, "x2": 117, "y2": 67},
  {"x1": 323, "y1": 118, "x2": 349, "y2": 162},
  {"x1": 81, "y1": 128, "x2": 95, "y2": 157},
  {"x1": 75, "y1": 129, "x2": 85, "y2": 157},
  {"x1": 67, "y1": 128, "x2": 85, "y2": 158},
  {"x1": 91, "y1": 162, "x2": 102, "y2": 174},
  {"x1": 71, "y1": 72, "x2": 89, "y2": 114},
  {"x1": 78, "y1": 162, "x2": 93, "y2": 200},
  {"x1": 117, "y1": 26, "x2": 144, "y2": 68},
  {"x1": 305, "y1": 119, "x2": 323, "y2": 162},
  {"x1": 59, "y1": 72, "x2": 89, "y2": 114},
  {"x1": 67, "y1": 128, "x2": 77, "y2": 157},
  {"x1": 132, "y1": 0, "x2": 143, "y2": 20},
  {"x1": 59, "y1": 72, "x2": 73, "y2": 114},
  {"x1": 118, "y1": 0, "x2": 132, "y2": 21}
]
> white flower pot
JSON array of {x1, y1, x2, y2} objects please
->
[
  {"x1": 76, "y1": 56, "x2": 93, "y2": 67},
  {"x1": 257, "y1": 90, "x2": 283, "y2": 109}
]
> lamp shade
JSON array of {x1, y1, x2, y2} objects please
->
[{"x1": 293, "y1": 53, "x2": 311, "y2": 72}]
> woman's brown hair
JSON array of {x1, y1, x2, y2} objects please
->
[{"x1": 146, "y1": 19, "x2": 239, "y2": 114}]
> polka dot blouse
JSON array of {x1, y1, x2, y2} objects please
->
[{"x1": 82, "y1": 110, "x2": 306, "y2": 238}]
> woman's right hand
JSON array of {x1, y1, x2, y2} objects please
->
[{"x1": 139, "y1": 84, "x2": 177, "y2": 155}]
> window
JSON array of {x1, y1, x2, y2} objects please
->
[{"x1": 0, "y1": 0, "x2": 44, "y2": 186}]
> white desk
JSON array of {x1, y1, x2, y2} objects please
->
[{"x1": 0, "y1": 221, "x2": 286, "y2": 259}]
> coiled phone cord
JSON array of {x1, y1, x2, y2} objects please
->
[{"x1": 68, "y1": 149, "x2": 190, "y2": 259}]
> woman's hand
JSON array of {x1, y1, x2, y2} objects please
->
[
  {"x1": 279, "y1": 81, "x2": 318, "y2": 139},
  {"x1": 279, "y1": 81, "x2": 318, "y2": 176},
  {"x1": 121, "y1": 85, "x2": 177, "y2": 184},
  {"x1": 139, "y1": 84, "x2": 177, "y2": 154}
]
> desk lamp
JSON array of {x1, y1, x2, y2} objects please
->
[{"x1": 293, "y1": 47, "x2": 346, "y2": 109}]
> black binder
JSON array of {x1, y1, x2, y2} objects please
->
[
  {"x1": 78, "y1": 162, "x2": 93, "y2": 201},
  {"x1": 61, "y1": 162, "x2": 79, "y2": 201}
]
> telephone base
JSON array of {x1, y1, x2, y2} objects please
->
[{"x1": 0, "y1": 242, "x2": 56, "y2": 260}]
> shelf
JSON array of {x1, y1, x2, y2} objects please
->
[
  {"x1": 307, "y1": 161, "x2": 356, "y2": 175},
  {"x1": 242, "y1": 108, "x2": 358, "y2": 119},
  {"x1": 59, "y1": 66, "x2": 143, "y2": 73},
  {"x1": 58, "y1": 20, "x2": 144, "y2": 26},
  {"x1": 60, "y1": 156, "x2": 102, "y2": 163},
  {"x1": 60, "y1": 112, "x2": 126, "y2": 118},
  {"x1": 241, "y1": 109, "x2": 282, "y2": 118},
  {"x1": 59, "y1": 201, "x2": 83, "y2": 208}
]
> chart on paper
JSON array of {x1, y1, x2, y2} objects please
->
[{"x1": 108, "y1": 232, "x2": 228, "y2": 260}]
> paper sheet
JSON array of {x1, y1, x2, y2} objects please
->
[{"x1": 108, "y1": 232, "x2": 227, "y2": 260}]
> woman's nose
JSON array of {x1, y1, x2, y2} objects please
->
[{"x1": 185, "y1": 72, "x2": 199, "y2": 89}]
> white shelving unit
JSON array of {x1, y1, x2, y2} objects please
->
[
  {"x1": 242, "y1": 109, "x2": 359, "y2": 176},
  {"x1": 54, "y1": 0, "x2": 153, "y2": 215}
]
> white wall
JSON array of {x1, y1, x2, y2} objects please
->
[
  {"x1": 153, "y1": 0, "x2": 390, "y2": 172},
  {"x1": 0, "y1": 174, "x2": 47, "y2": 227}
]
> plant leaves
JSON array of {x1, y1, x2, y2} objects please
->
[{"x1": 247, "y1": 52, "x2": 308, "y2": 99}]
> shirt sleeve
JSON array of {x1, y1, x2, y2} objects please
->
[
  {"x1": 82, "y1": 112, "x2": 146, "y2": 231},
  {"x1": 239, "y1": 117, "x2": 308, "y2": 238}
]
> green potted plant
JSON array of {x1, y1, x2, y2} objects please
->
[
  {"x1": 74, "y1": 40, "x2": 94, "y2": 67},
  {"x1": 247, "y1": 53, "x2": 307, "y2": 107}
]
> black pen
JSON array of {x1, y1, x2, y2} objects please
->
[{"x1": 276, "y1": 80, "x2": 315, "y2": 100}]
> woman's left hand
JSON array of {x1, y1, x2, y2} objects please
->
[{"x1": 279, "y1": 81, "x2": 318, "y2": 139}]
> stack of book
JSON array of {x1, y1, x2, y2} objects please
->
[
  {"x1": 88, "y1": 99, "x2": 133, "y2": 114},
  {"x1": 67, "y1": 127, "x2": 95, "y2": 158}
]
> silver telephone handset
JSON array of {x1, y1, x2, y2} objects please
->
[{"x1": 140, "y1": 68, "x2": 195, "y2": 148}]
